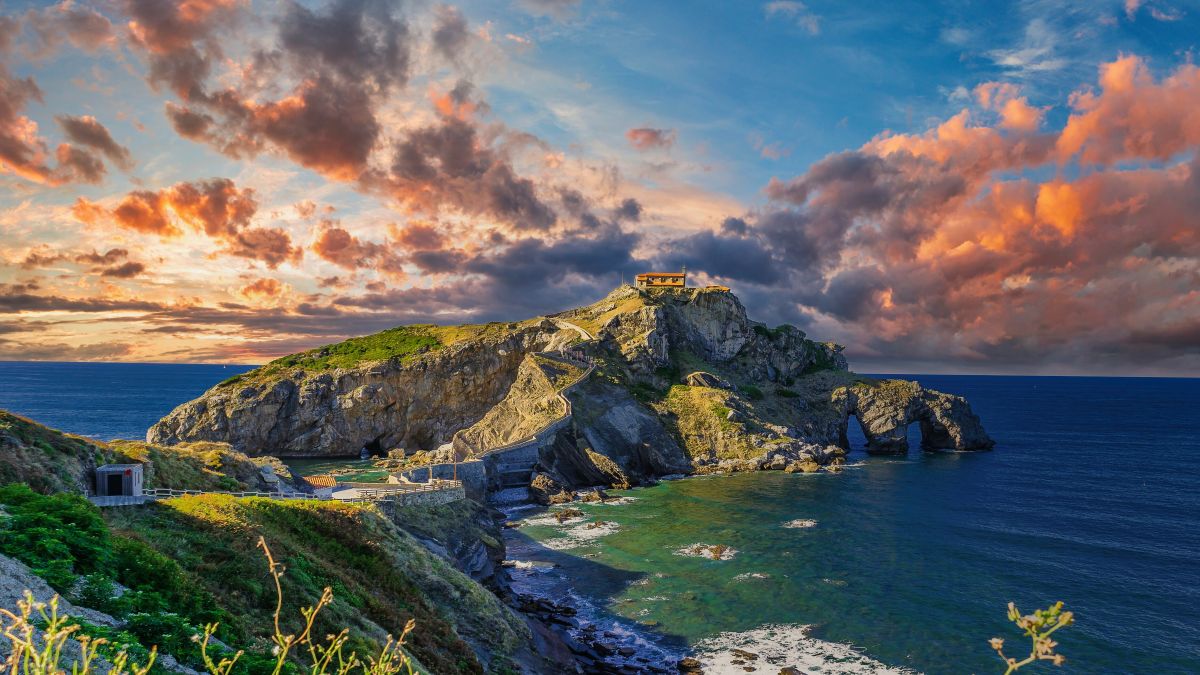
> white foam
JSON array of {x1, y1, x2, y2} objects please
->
[
  {"x1": 783, "y1": 518, "x2": 818, "y2": 529},
  {"x1": 674, "y1": 543, "x2": 738, "y2": 560},
  {"x1": 693, "y1": 623, "x2": 919, "y2": 674},
  {"x1": 541, "y1": 520, "x2": 620, "y2": 550},
  {"x1": 732, "y1": 572, "x2": 771, "y2": 581}
]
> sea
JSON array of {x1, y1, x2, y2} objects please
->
[{"x1": 1, "y1": 363, "x2": 1197, "y2": 674}]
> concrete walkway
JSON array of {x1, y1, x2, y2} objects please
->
[{"x1": 551, "y1": 318, "x2": 594, "y2": 341}]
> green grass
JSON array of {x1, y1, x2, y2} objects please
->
[
  {"x1": 103, "y1": 494, "x2": 517, "y2": 673},
  {"x1": 219, "y1": 321, "x2": 544, "y2": 387}
]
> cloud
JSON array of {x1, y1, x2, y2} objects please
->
[
  {"x1": 735, "y1": 55, "x2": 1200, "y2": 371},
  {"x1": 517, "y1": 0, "x2": 581, "y2": 20},
  {"x1": 626, "y1": 127, "x2": 676, "y2": 151},
  {"x1": 24, "y1": 1, "x2": 116, "y2": 57},
  {"x1": 55, "y1": 115, "x2": 133, "y2": 170},
  {"x1": 0, "y1": 58, "x2": 106, "y2": 185},
  {"x1": 238, "y1": 277, "x2": 286, "y2": 302},
  {"x1": 431, "y1": 5, "x2": 470, "y2": 61},
  {"x1": 99, "y1": 261, "x2": 145, "y2": 278},
  {"x1": 764, "y1": 1, "x2": 820, "y2": 35},
  {"x1": 74, "y1": 178, "x2": 301, "y2": 267},
  {"x1": 1057, "y1": 55, "x2": 1200, "y2": 165},
  {"x1": 0, "y1": 339, "x2": 133, "y2": 362},
  {"x1": 382, "y1": 113, "x2": 558, "y2": 229},
  {"x1": 986, "y1": 19, "x2": 1066, "y2": 74}
]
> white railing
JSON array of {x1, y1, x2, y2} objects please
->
[{"x1": 143, "y1": 487, "x2": 322, "y2": 500}]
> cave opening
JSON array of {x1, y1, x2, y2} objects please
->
[{"x1": 362, "y1": 437, "x2": 384, "y2": 458}]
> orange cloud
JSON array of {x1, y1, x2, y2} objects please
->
[
  {"x1": 74, "y1": 179, "x2": 300, "y2": 268},
  {"x1": 1058, "y1": 55, "x2": 1200, "y2": 164}
]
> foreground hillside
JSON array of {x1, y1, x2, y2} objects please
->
[
  {"x1": 150, "y1": 285, "x2": 993, "y2": 498},
  {"x1": 0, "y1": 412, "x2": 572, "y2": 673}
]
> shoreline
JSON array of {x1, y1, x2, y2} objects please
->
[{"x1": 495, "y1": 473, "x2": 918, "y2": 675}]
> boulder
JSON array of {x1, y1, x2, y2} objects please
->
[{"x1": 682, "y1": 371, "x2": 730, "y2": 389}]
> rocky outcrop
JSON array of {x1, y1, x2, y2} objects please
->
[
  {"x1": 834, "y1": 379, "x2": 995, "y2": 453},
  {"x1": 452, "y1": 354, "x2": 567, "y2": 457},
  {"x1": 148, "y1": 321, "x2": 571, "y2": 457},
  {"x1": 147, "y1": 284, "x2": 994, "y2": 489}
]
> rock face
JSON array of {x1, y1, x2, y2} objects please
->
[
  {"x1": 834, "y1": 380, "x2": 995, "y2": 453},
  {"x1": 148, "y1": 284, "x2": 994, "y2": 492},
  {"x1": 148, "y1": 321, "x2": 569, "y2": 456}
]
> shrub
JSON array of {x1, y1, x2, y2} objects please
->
[
  {"x1": 0, "y1": 483, "x2": 111, "y2": 590},
  {"x1": 990, "y1": 601, "x2": 1074, "y2": 673},
  {"x1": 0, "y1": 538, "x2": 416, "y2": 675},
  {"x1": 775, "y1": 388, "x2": 799, "y2": 398},
  {"x1": 739, "y1": 385, "x2": 764, "y2": 400}
]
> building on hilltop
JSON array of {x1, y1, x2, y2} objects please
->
[{"x1": 636, "y1": 268, "x2": 686, "y2": 288}]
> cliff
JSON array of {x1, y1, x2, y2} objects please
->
[{"x1": 150, "y1": 285, "x2": 994, "y2": 497}]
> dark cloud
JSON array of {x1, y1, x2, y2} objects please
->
[
  {"x1": 56, "y1": 115, "x2": 133, "y2": 170},
  {"x1": 431, "y1": 5, "x2": 470, "y2": 61},
  {"x1": 54, "y1": 143, "x2": 107, "y2": 182},
  {"x1": 99, "y1": 261, "x2": 146, "y2": 278},
  {"x1": 657, "y1": 230, "x2": 781, "y2": 285},
  {"x1": 75, "y1": 248, "x2": 129, "y2": 265},
  {"x1": 385, "y1": 115, "x2": 557, "y2": 229},
  {"x1": 614, "y1": 198, "x2": 642, "y2": 222},
  {"x1": 0, "y1": 284, "x2": 163, "y2": 312}
]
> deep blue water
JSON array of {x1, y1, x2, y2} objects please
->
[
  {"x1": 1, "y1": 364, "x2": 1197, "y2": 672},
  {"x1": 507, "y1": 374, "x2": 1200, "y2": 674},
  {"x1": 0, "y1": 361, "x2": 255, "y2": 440}
]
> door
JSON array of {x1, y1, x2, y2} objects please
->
[{"x1": 106, "y1": 473, "x2": 124, "y2": 495}]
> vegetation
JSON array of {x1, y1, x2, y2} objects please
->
[
  {"x1": 109, "y1": 440, "x2": 281, "y2": 492},
  {"x1": 658, "y1": 385, "x2": 756, "y2": 460},
  {"x1": 738, "y1": 384, "x2": 764, "y2": 400},
  {"x1": 220, "y1": 321, "x2": 539, "y2": 387},
  {"x1": 102, "y1": 494, "x2": 523, "y2": 673},
  {"x1": 0, "y1": 410, "x2": 114, "y2": 493},
  {"x1": 990, "y1": 602, "x2": 1075, "y2": 673},
  {"x1": 0, "y1": 484, "x2": 113, "y2": 590},
  {"x1": 1, "y1": 538, "x2": 416, "y2": 675}
]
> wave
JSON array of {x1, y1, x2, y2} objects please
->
[{"x1": 693, "y1": 623, "x2": 919, "y2": 674}]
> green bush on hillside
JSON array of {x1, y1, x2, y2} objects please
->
[{"x1": 0, "y1": 484, "x2": 112, "y2": 590}]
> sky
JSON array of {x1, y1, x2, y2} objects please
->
[{"x1": 1, "y1": 0, "x2": 1199, "y2": 375}]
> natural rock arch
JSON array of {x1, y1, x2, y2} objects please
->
[{"x1": 833, "y1": 380, "x2": 994, "y2": 454}]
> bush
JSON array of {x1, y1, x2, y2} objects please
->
[
  {"x1": 0, "y1": 483, "x2": 111, "y2": 590},
  {"x1": 739, "y1": 385, "x2": 764, "y2": 400},
  {"x1": 776, "y1": 388, "x2": 799, "y2": 398}
]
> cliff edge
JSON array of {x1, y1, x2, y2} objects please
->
[{"x1": 149, "y1": 285, "x2": 994, "y2": 496}]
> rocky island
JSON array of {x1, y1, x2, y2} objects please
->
[{"x1": 150, "y1": 284, "x2": 993, "y2": 502}]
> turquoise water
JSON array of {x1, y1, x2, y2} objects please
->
[{"x1": 507, "y1": 376, "x2": 1200, "y2": 674}]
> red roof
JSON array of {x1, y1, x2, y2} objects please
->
[
  {"x1": 305, "y1": 474, "x2": 337, "y2": 488},
  {"x1": 636, "y1": 272, "x2": 685, "y2": 278}
]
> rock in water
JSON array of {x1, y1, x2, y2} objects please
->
[{"x1": 833, "y1": 379, "x2": 994, "y2": 453}]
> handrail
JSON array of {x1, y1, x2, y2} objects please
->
[{"x1": 140, "y1": 480, "x2": 464, "y2": 502}]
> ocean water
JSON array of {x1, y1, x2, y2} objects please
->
[
  {"x1": 0, "y1": 361, "x2": 255, "y2": 440},
  {"x1": 506, "y1": 375, "x2": 1200, "y2": 674},
  {"x1": 2, "y1": 365, "x2": 1197, "y2": 672}
]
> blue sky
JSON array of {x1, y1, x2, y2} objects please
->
[{"x1": 1, "y1": 0, "x2": 1199, "y2": 374}]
